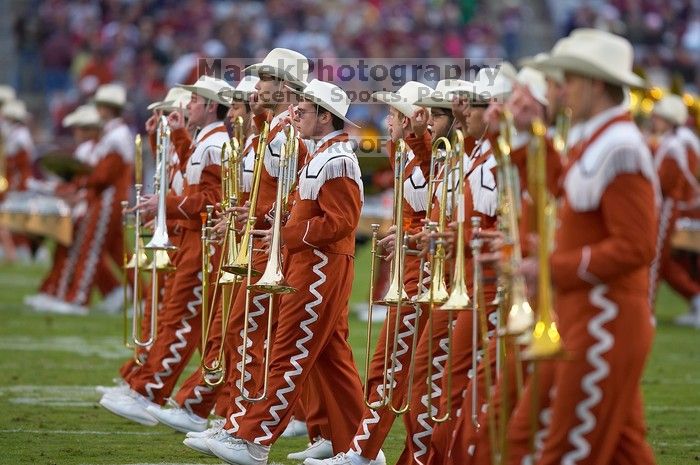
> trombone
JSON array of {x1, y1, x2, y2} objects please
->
[
  {"x1": 200, "y1": 135, "x2": 245, "y2": 387},
  {"x1": 137, "y1": 117, "x2": 177, "y2": 350},
  {"x1": 522, "y1": 119, "x2": 561, "y2": 360},
  {"x1": 241, "y1": 125, "x2": 299, "y2": 402},
  {"x1": 363, "y1": 139, "x2": 417, "y2": 414}
]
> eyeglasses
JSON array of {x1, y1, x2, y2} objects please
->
[{"x1": 294, "y1": 108, "x2": 316, "y2": 118}]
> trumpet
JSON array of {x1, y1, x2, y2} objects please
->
[
  {"x1": 0, "y1": 130, "x2": 8, "y2": 193},
  {"x1": 552, "y1": 107, "x2": 572, "y2": 163},
  {"x1": 226, "y1": 120, "x2": 270, "y2": 275},
  {"x1": 522, "y1": 119, "x2": 562, "y2": 360}
]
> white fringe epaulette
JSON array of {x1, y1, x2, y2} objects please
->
[
  {"x1": 263, "y1": 128, "x2": 285, "y2": 177},
  {"x1": 655, "y1": 133, "x2": 688, "y2": 171},
  {"x1": 298, "y1": 141, "x2": 364, "y2": 202},
  {"x1": 403, "y1": 165, "x2": 430, "y2": 212},
  {"x1": 4, "y1": 125, "x2": 34, "y2": 157},
  {"x1": 74, "y1": 140, "x2": 96, "y2": 165},
  {"x1": 677, "y1": 126, "x2": 700, "y2": 156},
  {"x1": 468, "y1": 154, "x2": 498, "y2": 216},
  {"x1": 95, "y1": 122, "x2": 134, "y2": 163},
  {"x1": 184, "y1": 131, "x2": 227, "y2": 185},
  {"x1": 564, "y1": 121, "x2": 659, "y2": 212}
]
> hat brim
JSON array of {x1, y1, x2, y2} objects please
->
[
  {"x1": 536, "y1": 54, "x2": 645, "y2": 88},
  {"x1": 372, "y1": 91, "x2": 415, "y2": 117},
  {"x1": 453, "y1": 84, "x2": 510, "y2": 104},
  {"x1": 176, "y1": 84, "x2": 231, "y2": 106},
  {"x1": 415, "y1": 95, "x2": 453, "y2": 109},
  {"x1": 289, "y1": 86, "x2": 360, "y2": 128},
  {"x1": 147, "y1": 100, "x2": 170, "y2": 111},
  {"x1": 243, "y1": 63, "x2": 307, "y2": 90}
]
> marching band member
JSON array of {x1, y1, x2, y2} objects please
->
[
  {"x1": 505, "y1": 28, "x2": 658, "y2": 465},
  {"x1": 146, "y1": 76, "x2": 261, "y2": 433},
  {"x1": 25, "y1": 105, "x2": 104, "y2": 311},
  {"x1": 181, "y1": 48, "x2": 316, "y2": 459},
  {"x1": 100, "y1": 75, "x2": 230, "y2": 424},
  {"x1": 45, "y1": 84, "x2": 132, "y2": 315},
  {"x1": 649, "y1": 95, "x2": 700, "y2": 328},
  {"x1": 206, "y1": 78, "x2": 364, "y2": 465},
  {"x1": 1, "y1": 99, "x2": 34, "y2": 261}
]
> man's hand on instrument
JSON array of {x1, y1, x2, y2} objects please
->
[
  {"x1": 134, "y1": 194, "x2": 158, "y2": 218},
  {"x1": 479, "y1": 229, "x2": 506, "y2": 251},
  {"x1": 252, "y1": 228, "x2": 273, "y2": 254},
  {"x1": 145, "y1": 111, "x2": 161, "y2": 134},
  {"x1": 378, "y1": 225, "x2": 397, "y2": 261},
  {"x1": 227, "y1": 201, "x2": 250, "y2": 231},
  {"x1": 507, "y1": 84, "x2": 544, "y2": 132},
  {"x1": 451, "y1": 96, "x2": 469, "y2": 129},
  {"x1": 411, "y1": 107, "x2": 429, "y2": 137},
  {"x1": 167, "y1": 105, "x2": 185, "y2": 130},
  {"x1": 519, "y1": 256, "x2": 538, "y2": 299},
  {"x1": 143, "y1": 218, "x2": 155, "y2": 231}
]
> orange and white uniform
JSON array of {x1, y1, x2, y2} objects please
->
[
  {"x1": 3, "y1": 121, "x2": 33, "y2": 192},
  {"x1": 506, "y1": 106, "x2": 658, "y2": 465},
  {"x1": 63, "y1": 117, "x2": 132, "y2": 306},
  {"x1": 234, "y1": 130, "x2": 364, "y2": 452}
]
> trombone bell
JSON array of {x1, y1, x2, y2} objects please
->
[
  {"x1": 145, "y1": 249, "x2": 175, "y2": 273},
  {"x1": 522, "y1": 321, "x2": 562, "y2": 360}
]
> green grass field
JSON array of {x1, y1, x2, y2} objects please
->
[{"x1": 0, "y1": 243, "x2": 698, "y2": 465}]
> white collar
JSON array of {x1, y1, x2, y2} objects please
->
[
  {"x1": 314, "y1": 129, "x2": 345, "y2": 148},
  {"x1": 195, "y1": 121, "x2": 226, "y2": 143},
  {"x1": 568, "y1": 104, "x2": 627, "y2": 147}
]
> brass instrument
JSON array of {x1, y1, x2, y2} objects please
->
[
  {"x1": 240, "y1": 122, "x2": 294, "y2": 402},
  {"x1": 522, "y1": 119, "x2": 562, "y2": 360},
  {"x1": 227, "y1": 120, "x2": 270, "y2": 275},
  {"x1": 553, "y1": 108, "x2": 572, "y2": 163},
  {"x1": 199, "y1": 137, "x2": 244, "y2": 387},
  {"x1": 492, "y1": 111, "x2": 534, "y2": 336},
  {"x1": 137, "y1": 117, "x2": 177, "y2": 350},
  {"x1": 0, "y1": 130, "x2": 7, "y2": 193},
  {"x1": 362, "y1": 139, "x2": 418, "y2": 414}
]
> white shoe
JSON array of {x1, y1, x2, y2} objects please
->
[
  {"x1": 207, "y1": 434, "x2": 269, "y2": 465},
  {"x1": 44, "y1": 299, "x2": 89, "y2": 316},
  {"x1": 281, "y1": 418, "x2": 309, "y2": 438},
  {"x1": 147, "y1": 403, "x2": 207, "y2": 433},
  {"x1": 674, "y1": 311, "x2": 700, "y2": 328},
  {"x1": 183, "y1": 424, "x2": 227, "y2": 457},
  {"x1": 186, "y1": 418, "x2": 225, "y2": 438},
  {"x1": 99, "y1": 390, "x2": 159, "y2": 426},
  {"x1": 97, "y1": 287, "x2": 127, "y2": 314},
  {"x1": 304, "y1": 450, "x2": 385, "y2": 465},
  {"x1": 288, "y1": 437, "x2": 334, "y2": 461},
  {"x1": 96, "y1": 380, "x2": 129, "y2": 396}
]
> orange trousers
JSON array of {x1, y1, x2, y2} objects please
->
[
  {"x1": 128, "y1": 228, "x2": 219, "y2": 404},
  {"x1": 235, "y1": 249, "x2": 364, "y2": 452},
  {"x1": 506, "y1": 288, "x2": 655, "y2": 465},
  {"x1": 65, "y1": 187, "x2": 123, "y2": 305},
  {"x1": 351, "y1": 256, "x2": 427, "y2": 460}
]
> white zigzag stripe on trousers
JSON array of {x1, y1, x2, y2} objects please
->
[
  {"x1": 649, "y1": 198, "x2": 673, "y2": 307},
  {"x1": 228, "y1": 293, "x2": 267, "y2": 433},
  {"x1": 353, "y1": 307, "x2": 418, "y2": 454},
  {"x1": 56, "y1": 200, "x2": 93, "y2": 299},
  {"x1": 562, "y1": 284, "x2": 617, "y2": 465},
  {"x1": 254, "y1": 249, "x2": 327, "y2": 444},
  {"x1": 144, "y1": 272, "x2": 203, "y2": 401},
  {"x1": 183, "y1": 384, "x2": 213, "y2": 417},
  {"x1": 412, "y1": 334, "x2": 449, "y2": 465}
]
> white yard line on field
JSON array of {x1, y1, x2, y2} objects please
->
[
  {"x1": 0, "y1": 429, "x2": 164, "y2": 435},
  {"x1": 0, "y1": 335, "x2": 126, "y2": 359}
]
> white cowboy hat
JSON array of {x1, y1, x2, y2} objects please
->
[
  {"x1": 2, "y1": 99, "x2": 29, "y2": 122},
  {"x1": 416, "y1": 79, "x2": 471, "y2": 109},
  {"x1": 62, "y1": 105, "x2": 102, "y2": 128},
  {"x1": 147, "y1": 87, "x2": 192, "y2": 112},
  {"x1": 289, "y1": 79, "x2": 359, "y2": 128},
  {"x1": 535, "y1": 28, "x2": 645, "y2": 88},
  {"x1": 652, "y1": 94, "x2": 688, "y2": 126},
  {"x1": 243, "y1": 48, "x2": 309, "y2": 90},
  {"x1": 176, "y1": 75, "x2": 234, "y2": 106},
  {"x1": 520, "y1": 52, "x2": 564, "y2": 83},
  {"x1": 517, "y1": 67, "x2": 548, "y2": 106},
  {"x1": 222, "y1": 75, "x2": 260, "y2": 104},
  {"x1": 455, "y1": 66, "x2": 513, "y2": 104},
  {"x1": 373, "y1": 81, "x2": 434, "y2": 117},
  {"x1": 93, "y1": 83, "x2": 127, "y2": 108},
  {"x1": 0, "y1": 85, "x2": 16, "y2": 104}
]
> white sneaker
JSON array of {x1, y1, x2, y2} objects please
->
[
  {"x1": 44, "y1": 299, "x2": 89, "y2": 316},
  {"x1": 96, "y1": 380, "x2": 129, "y2": 396},
  {"x1": 206, "y1": 434, "x2": 269, "y2": 465},
  {"x1": 99, "y1": 390, "x2": 159, "y2": 426},
  {"x1": 674, "y1": 311, "x2": 700, "y2": 328},
  {"x1": 281, "y1": 418, "x2": 309, "y2": 438},
  {"x1": 288, "y1": 437, "x2": 334, "y2": 460},
  {"x1": 97, "y1": 287, "x2": 127, "y2": 314},
  {"x1": 183, "y1": 424, "x2": 228, "y2": 457},
  {"x1": 186, "y1": 418, "x2": 225, "y2": 438},
  {"x1": 147, "y1": 403, "x2": 207, "y2": 433},
  {"x1": 304, "y1": 450, "x2": 386, "y2": 465}
]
